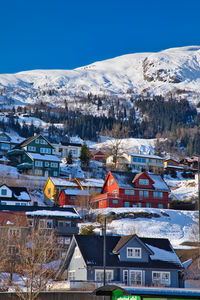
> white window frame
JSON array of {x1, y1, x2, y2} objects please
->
[
  {"x1": 95, "y1": 269, "x2": 114, "y2": 282},
  {"x1": 35, "y1": 160, "x2": 43, "y2": 167},
  {"x1": 129, "y1": 270, "x2": 143, "y2": 286},
  {"x1": 123, "y1": 270, "x2": 128, "y2": 285},
  {"x1": 68, "y1": 270, "x2": 76, "y2": 281},
  {"x1": 74, "y1": 246, "x2": 81, "y2": 258},
  {"x1": 127, "y1": 247, "x2": 141, "y2": 258},
  {"x1": 152, "y1": 271, "x2": 170, "y2": 285},
  {"x1": 139, "y1": 179, "x2": 149, "y2": 185}
]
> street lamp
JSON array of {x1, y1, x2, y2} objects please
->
[{"x1": 103, "y1": 211, "x2": 115, "y2": 286}]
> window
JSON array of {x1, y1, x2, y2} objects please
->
[
  {"x1": 29, "y1": 219, "x2": 33, "y2": 227},
  {"x1": 35, "y1": 139, "x2": 39, "y2": 144},
  {"x1": 130, "y1": 270, "x2": 142, "y2": 285},
  {"x1": 1, "y1": 189, "x2": 7, "y2": 195},
  {"x1": 48, "y1": 188, "x2": 51, "y2": 195},
  {"x1": 139, "y1": 191, "x2": 143, "y2": 197},
  {"x1": 107, "y1": 180, "x2": 109, "y2": 186},
  {"x1": 111, "y1": 179, "x2": 114, "y2": 185},
  {"x1": 28, "y1": 146, "x2": 36, "y2": 152},
  {"x1": 39, "y1": 220, "x2": 45, "y2": 229},
  {"x1": 40, "y1": 148, "x2": 51, "y2": 154},
  {"x1": 146, "y1": 203, "x2": 151, "y2": 208},
  {"x1": 35, "y1": 160, "x2": 43, "y2": 167},
  {"x1": 35, "y1": 169, "x2": 43, "y2": 175},
  {"x1": 40, "y1": 139, "x2": 47, "y2": 145},
  {"x1": 53, "y1": 171, "x2": 58, "y2": 176},
  {"x1": 74, "y1": 247, "x2": 81, "y2": 258},
  {"x1": 123, "y1": 270, "x2": 128, "y2": 285},
  {"x1": 144, "y1": 191, "x2": 149, "y2": 197},
  {"x1": 137, "y1": 202, "x2": 142, "y2": 208},
  {"x1": 45, "y1": 161, "x2": 49, "y2": 167},
  {"x1": 113, "y1": 199, "x2": 118, "y2": 204},
  {"x1": 127, "y1": 247, "x2": 141, "y2": 258},
  {"x1": 153, "y1": 191, "x2": 163, "y2": 198},
  {"x1": 8, "y1": 228, "x2": 21, "y2": 237},
  {"x1": 158, "y1": 203, "x2": 163, "y2": 208},
  {"x1": 51, "y1": 162, "x2": 58, "y2": 168},
  {"x1": 46, "y1": 220, "x2": 53, "y2": 229},
  {"x1": 70, "y1": 196, "x2": 76, "y2": 199},
  {"x1": 97, "y1": 188, "x2": 101, "y2": 192},
  {"x1": 58, "y1": 221, "x2": 64, "y2": 227},
  {"x1": 113, "y1": 189, "x2": 118, "y2": 196},
  {"x1": 124, "y1": 189, "x2": 134, "y2": 195},
  {"x1": 124, "y1": 202, "x2": 130, "y2": 207},
  {"x1": 68, "y1": 270, "x2": 75, "y2": 281},
  {"x1": 95, "y1": 269, "x2": 113, "y2": 282},
  {"x1": 152, "y1": 271, "x2": 170, "y2": 285},
  {"x1": 139, "y1": 179, "x2": 149, "y2": 185}
]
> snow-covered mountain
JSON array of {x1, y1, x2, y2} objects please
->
[{"x1": 1, "y1": 46, "x2": 200, "y2": 112}]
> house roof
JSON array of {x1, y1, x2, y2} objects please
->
[
  {"x1": 74, "y1": 234, "x2": 182, "y2": 269},
  {"x1": 77, "y1": 178, "x2": 105, "y2": 188},
  {"x1": 0, "y1": 185, "x2": 31, "y2": 202},
  {"x1": 17, "y1": 134, "x2": 53, "y2": 148},
  {"x1": 109, "y1": 171, "x2": 169, "y2": 191},
  {"x1": 49, "y1": 177, "x2": 78, "y2": 187},
  {"x1": 27, "y1": 152, "x2": 61, "y2": 162},
  {"x1": 63, "y1": 189, "x2": 90, "y2": 196},
  {"x1": 127, "y1": 153, "x2": 164, "y2": 160},
  {"x1": 0, "y1": 211, "x2": 29, "y2": 227},
  {"x1": 26, "y1": 209, "x2": 80, "y2": 219}
]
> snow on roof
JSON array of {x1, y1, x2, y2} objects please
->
[
  {"x1": 50, "y1": 177, "x2": 77, "y2": 187},
  {"x1": 27, "y1": 152, "x2": 61, "y2": 162},
  {"x1": 15, "y1": 191, "x2": 31, "y2": 201},
  {"x1": 146, "y1": 243, "x2": 182, "y2": 266},
  {"x1": 150, "y1": 174, "x2": 170, "y2": 191},
  {"x1": 78, "y1": 178, "x2": 104, "y2": 187},
  {"x1": 64, "y1": 189, "x2": 90, "y2": 196},
  {"x1": 127, "y1": 153, "x2": 164, "y2": 160},
  {"x1": 183, "y1": 258, "x2": 193, "y2": 268},
  {"x1": 26, "y1": 210, "x2": 80, "y2": 218}
]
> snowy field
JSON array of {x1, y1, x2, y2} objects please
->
[{"x1": 90, "y1": 207, "x2": 198, "y2": 248}]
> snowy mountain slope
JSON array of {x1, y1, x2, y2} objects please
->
[
  {"x1": 1, "y1": 46, "x2": 200, "y2": 112},
  {"x1": 91, "y1": 137, "x2": 157, "y2": 154}
]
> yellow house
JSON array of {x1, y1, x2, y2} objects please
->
[{"x1": 43, "y1": 177, "x2": 79, "y2": 202}]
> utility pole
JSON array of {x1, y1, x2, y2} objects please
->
[{"x1": 198, "y1": 158, "x2": 200, "y2": 245}]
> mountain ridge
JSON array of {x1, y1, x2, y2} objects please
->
[{"x1": 1, "y1": 45, "x2": 200, "y2": 112}]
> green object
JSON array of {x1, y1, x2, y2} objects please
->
[{"x1": 112, "y1": 290, "x2": 140, "y2": 300}]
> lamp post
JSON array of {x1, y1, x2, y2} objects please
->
[{"x1": 103, "y1": 211, "x2": 115, "y2": 287}]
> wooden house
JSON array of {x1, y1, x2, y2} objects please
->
[{"x1": 90, "y1": 171, "x2": 170, "y2": 209}]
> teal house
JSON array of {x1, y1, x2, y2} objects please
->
[{"x1": 7, "y1": 134, "x2": 61, "y2": 177}]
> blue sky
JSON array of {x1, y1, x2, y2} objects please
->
[{"x1": 0, "y1": 0, "x2": 200, "y2": 73}]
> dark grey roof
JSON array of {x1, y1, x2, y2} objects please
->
[
  {"x1": 111, "y1": 171, "x2": 169, "y2": 191},
  {"x1": 74, "y1": 235, "x2": 182, "y2": 269},
  {"x1": 0, "y1": 185, "x2": 31, "y2": 202}
]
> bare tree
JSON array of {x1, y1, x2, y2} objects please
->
[
  {"x1": 101, "y1": 124, "x2": 130, "y2": 170},
  {"x1": 0, "y1": 225, "x2": 59, "y2": 300}
]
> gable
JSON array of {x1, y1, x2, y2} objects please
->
[
  {"x1": 113, "y1": 235, "x2": 153, "y2": 263},
  {"x1": 133, "y1": 172, "x2": 154, "y2": 188},
  {"x1": 0, "y1": 184, "x2": 12, "y2": 198}
]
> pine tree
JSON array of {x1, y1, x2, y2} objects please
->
[
  {"x1": 80, "y1": 142, "x2": 90, "y2": 170},
  {"x1": 67, "y1": 151, "x2": 73, "y2": 164}
]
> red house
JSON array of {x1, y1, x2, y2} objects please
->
[
  {"x1": 92, "y1": 150, "x2": 105, "y2": 162},
  {"x1": 58, "y1": 189, "x2": 90, "y2": 207},
  {"x1": 90, "y1": 171, "x2": 171, "y2": 209}
]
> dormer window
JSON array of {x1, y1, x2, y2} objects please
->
[
  {"x1": 127, "y1": 247, "x2": 141, "y2": 258},
  {"x1": 139, "y1": 179, "x2": 149, "y2": 185}
]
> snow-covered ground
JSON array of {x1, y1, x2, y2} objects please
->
[{"x1": 90, "y1": 207, "x2": 198, "y2": 248}]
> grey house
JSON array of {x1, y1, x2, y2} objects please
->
[{"x1": 61, "y1": 234, "x2": 184, "y2": 288}]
